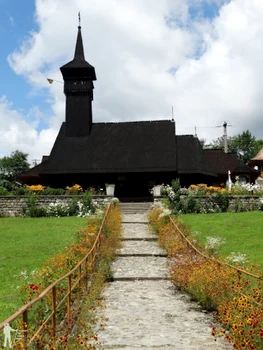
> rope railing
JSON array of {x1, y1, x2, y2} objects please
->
[
  {"x1": 170, "y1": 217, "x2": 261, "y2": 280},
  {"x1": 0, "y1": 201, "x2": 112, "y2": 348}
]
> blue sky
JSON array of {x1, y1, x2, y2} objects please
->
[
  {"x1": 0, "y1": 1, "x2": 36, "y2": 109},
  {"x1": 1, "y1": 0, "x2": 263, "y2": 162},
  {"x1": 0, "y1": 0, "x2": 51, "y2": 132}
]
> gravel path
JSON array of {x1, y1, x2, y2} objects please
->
[{"x1": 97, "y1": 212, "x2": 232, "y2": 349}]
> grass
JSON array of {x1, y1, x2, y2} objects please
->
[
  {"x1": 0, "y1": 217, "x2": 87, "y2": 323},
  {"x1": 179, "y1": 211, "x2": 263, "y2": 265}
]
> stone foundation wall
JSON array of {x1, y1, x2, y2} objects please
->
[
  {"x1": 154, "y1": 195, "x2": 262, "y2": 212},
  {"x1": 0, "y1": 196, "x2": 112, "y2": 217}
]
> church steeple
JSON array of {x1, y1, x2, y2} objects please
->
[
  {"x1": 73, "y1": 24, "x2": 86, "y2": 61},
  {"x1": 60, "y1": 21, "x2": 96, "y2": 137}
]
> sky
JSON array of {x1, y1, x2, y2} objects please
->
[{"x1": 1, "y1": 0, "x2": 263, "y2": 164}]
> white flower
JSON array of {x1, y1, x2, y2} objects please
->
[
  {"x1": 205, "y1": 236, "x2": 226, "y2": 250},
  {"x1": 159, "y1": 208, "x2": 171, "y2": 218},
  {"x1": 19, "y1": 270, "x2": 29, "y2": 280},
  {"x1": 226, "y1": 252, "x2": 248, "y2": 264}
]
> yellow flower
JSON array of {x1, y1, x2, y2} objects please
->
[
  {"x1": 65, "y1": 184, "x2": 83, "y2": 192},
  {"x1": 26, "y1": 184, "x2": 45, "y2": 192}
]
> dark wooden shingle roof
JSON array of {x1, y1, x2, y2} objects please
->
[
  {"x1": 177, "y1": 136, "x2": 215, "y2": 176},
  {"x1": 19, "y1": 159, "x2": 48, "y2": 183},
  {"x1": 204, "y1": 149, "x2": 257, "y2": 175},
  {"x1": 42, "y1": 120, "x2": 178, "y2": 174}
]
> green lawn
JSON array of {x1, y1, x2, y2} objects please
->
[
  {"x1": 179, "y1": 211, "x2": 263, "y2": 265},
  {"x1": 0, "y1": 217, "x2": 87, "y2": 322}
]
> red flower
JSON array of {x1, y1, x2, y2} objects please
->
[{"x1": 29, "y1": 284, "x2": 39, "y2": 290}]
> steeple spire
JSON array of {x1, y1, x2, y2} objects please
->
[
  {"x1": 74, "y1": 24, "x2": 85, "y2": 61},
  {"x1": 60, "y1": 21, "x2": 96, "y2": 78}
]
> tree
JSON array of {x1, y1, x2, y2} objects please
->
[
  {"x1": 204, "y1": 136, "x2": 237, "y2": 153},
  {"x1": 231, "y1": 130, "x2": 256, "y2": 164},
  {"x1": 204, "y1": 130, "x2": 262, "y2": 164},
  {"x1": 253, "y1": 139, "x2": 263, "y2": 158},
  {"x1": 0, "y1": 150, "x2": 30, "y2": 182}
]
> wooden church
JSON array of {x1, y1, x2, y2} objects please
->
[{"x1": 21, "y1": 24, "x2": 251, "y2": 198}]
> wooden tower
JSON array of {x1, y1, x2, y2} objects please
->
[{"x1": 60, "y1": 24, "x2": 96, "y2": 137}]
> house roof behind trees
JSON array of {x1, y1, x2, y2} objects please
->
[
  {"x1": 250, "y1": 147, "x2": 263, "y2": 162},
  {"x1": 204, "y1": 149, "x2": 258, "y2": 175}
]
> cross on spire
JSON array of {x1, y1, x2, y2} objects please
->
[{"x1": 78, "y1": 12, "x2": 81, "y2": 27}]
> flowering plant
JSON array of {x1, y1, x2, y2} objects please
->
[
  {"x1": 66, "y1": 184, "x2": 83, "y2": 193},
  {"x1": 26, "y1": 185, "x2": 45, "y2": 193}
]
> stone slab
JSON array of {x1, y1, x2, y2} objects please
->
[
  {"x1": 122, "y1": 223, "x2": 155, "y2": 240},
  {"x1": 97, "y1": 280, "x2": 231, "y2": 349},
  {"x1": 117, "y1": 241, "x2": 166, "y2": 256},
  {"x1": 112, "y1": 256, "x2": 168, "y2": 279},
  {"x1": 122, "y1": 213, "x2": 148, "y2": 223}
]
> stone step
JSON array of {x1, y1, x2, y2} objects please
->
[
  {"x1": 119, "y1": 202, "x2": 152, "y2": 214},
  {"x1": 117, "y1": 253, "x2": 167, "y2": 257},
  {"x1": 119, "y1": 202, "x2": 152, "y2": 206},
  {"x1": 122, "y1": 237, "x2": 157, "y2": 241},
  {"x1": 122, "y1": 223, "x2": 156, "y2": 240},
  {"x1": 117, "y1": 240, "x2": 166, "y2": 256},
  {"x1": 113, "y1": 276, "x2": 169, "y2": 281},
  {"x1": 121, "y1": 210, "x2": 149, "y2": 213},
  {"x1": 121, "y1": 207, "x2": 150, "y2": 211},
  {"x1": 111, "y1": 256, "x2": 168, "y2": 280},
  {"x1": 122, "y1": 214, "x2": 149, "y2": 223},
  {"x1": 122, "y1": 220, "x2": 148, "y2": 224}
]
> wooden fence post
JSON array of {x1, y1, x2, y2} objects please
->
[{"x1": 52, "y1": 287, "x2": 56, "y2": 338}]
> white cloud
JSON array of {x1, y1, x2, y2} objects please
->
[
  {"x1": 0, "y1": 96, "x2": 56, "y2": 162},
  {"x1": 3, "y1": 0, "x2": 263, "y2": 162}
]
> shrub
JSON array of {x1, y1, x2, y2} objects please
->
[
  {"x1": 0, "y1": 186, "x2": 9, "y2": 196},
  {"x1": 180, "y1": 195, "x2": 201, "y2": 214},
  {"x1": 231, "y1": 198, "x2": 249, "y2": 213},
  {"x1": 46, "y1": 201, "x2": 71, "y2": 217},
  {"x1": 43, "y1": 187, "x2": 65, "y2": 195},
  {"x1": 212, "y1": 193, "x2": 229, "y2": 212},
  {"x1": 23, "y1": 194, "x2": 47, "y2": 217},
  {"x1": 13, "y1": 186, "x2": 28, "y2": 196}
]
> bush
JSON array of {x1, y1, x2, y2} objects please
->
[
  {"x1": 43, "y1": 187, "x2": 66, "y2": 195},
  {"x1": 180, "y1": 195, "x2": 201, "y2": 214},
  {"x1": 46, "y1": 201, "x2": 70, "y2": 217},
  {"x1": 22, "y1": 190, "x2": 98, "y2": 218},
  {"x1": 13, "y1": 187, "x2": 28, "y2": 196},
  {"x1": 231, "y1": 198, "x2": 249, "y2": 213},
  {"x1": 212, "y1": 193, "x2": 229, "y2": 212},
  {"x1": 23, "y1": 194, "x2": 47, "y2": 217},
  {"x1": 0, "y1": 186, "x2": 9, "y2": 196}
]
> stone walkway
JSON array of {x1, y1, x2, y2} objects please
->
[{"x1": 97, "y1": 212, "x2": 232, "y2": 349}]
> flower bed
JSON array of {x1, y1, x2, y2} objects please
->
[
  {"x1": 159, "y1": 179, "x2": 263, "y2": 214},
  {"x1": 149, "y1": 203, "x2": 263, "y2": 350}
]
